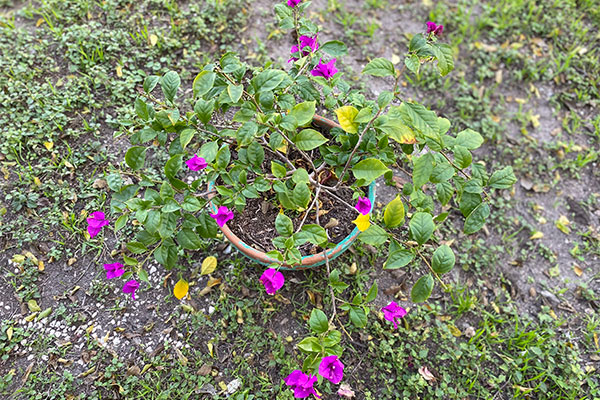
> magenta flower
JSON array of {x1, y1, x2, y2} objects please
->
[
  {"x1": 259, "y1": 268, "x2": 285, "y2": 295},
  {"x1": 103, "y1": 262, "x2": 125, "y2": 279},
  {"x1": 86, "y1": 211, "x2": 110, "y2": 238},
  {"x1": 185, "y1": 154, "x2": 207, "y2": 171},
  {"x1": 382, "y1": 301, "x2": 407, "y2": 329},
  {"x1": 426, "y1": 21, "x2": 443, "y2": 36},
  {"x1": 287, "y1": 0, "x2": 302, "y2": 7},
  {"x1": 284, "y1": 370, "x2": 320, "y2": 399},
  {"x1": 310, "y1": 58, "x2": 338, "y2": 79},
  {"x1": 289, "y1": 35, "x2": 319, "y2": 62},
  {"x1": 209, "y1": 206, "x2": 234, "y2": 227},
  {"x1": 355, "y1": 197, "x2": 372, "y2": 215},
  {"x1": 123, "y1": 280, "x2": 140, "y2": 300},
  {"x1": 319, "y1": 355, "x2": 344, "y2": 384}
]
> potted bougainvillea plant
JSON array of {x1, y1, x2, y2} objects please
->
[{"x1": 86, "y1": 0, "x2": 515, "y2": 397}]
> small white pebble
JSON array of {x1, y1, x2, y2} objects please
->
[{"x1": 208, "y1": 306, "x2": 215, "y2": 314}]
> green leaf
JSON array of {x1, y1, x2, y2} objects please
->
[
  {"x1": 384, "y1": 248, "x2": 414, "y2": 269},
  {"x1": 216, "y1": 145, "x2": 231, "y2": 169},
  {"x1": 193, "y1": 71, "x2": 216, "y2": 98},
  {"x1": 114, "y1": 214, "x2": 128, "y2": 232},
  {"x1": 436, "y1": 182, "x2": 454, "y2": 206},
  {"x1": 293, "y1": 182, "x2": 310, "y2": 209},
  {"x1": 246, "y1": 141, "x2": 265, "y2": 168},
  {"x1": 354, "y1": 107, "x2": 372, "y2": 123},
  {"x1": 199, "y1": 141, "x2": 218, "y2": 163},
  {"x1": 455, "y1": 129, "x2": 484, "y2": 150},
  {"x1": 308, "y1": 309, "x2": 329, "y2": 334},
  {"x1": 401, "y1": 102, "x2": 439, "y2": 135},
  {"x1": 292, "y1": 168, "x2": 309, "y2": 184},
  {"x1": 365, "y1": 282, "x2": 378, "y2": 302},
  {"x1": 334, "y1": 106, "x2": 359, "y2": 134},
  {"x1": 154, "y1": 240, "x2": 177, "y2": 268},
  {"x1": 412, "y1": 153, "x2": 434, "y2": 188},
  {"x1": 126, "y1": 241, "x2": 148, "y2": 254},
  {"x1": 320, "y1": 40, "x2": 347, "y2": 57},
  {"x1": 180, "y1": 129, "x2": 195, "y2": 149},
  {"x1": 194, "y1": 99, "x2": 214, "y2": 124},
  {"x1": 227, "y1": 83, "x2": 243, "y2": 103},
  {"x1": 409, "y1": 212, "x2": 434, "y2": 245},
  {"x1": 460, "y1": 192, "x2": 482, "y2": 217},
  {"x1": 143, "y1": 75, "x2": 159, "y2": 93},
  {"x1": 384, "y1": 197, "x2": 405, "y2": 228},
  {"x1": 297, "y1": 337, "x2": 322, "y2": 353},
  {"x1": 352, "y1": 158, "x2": 390, "y2": 185},
  {"x1": 464, "y1": 202, "x2": 490, "y2": 234},
  {"x1": 430, "y1": 161, "x2": 454, "y2": 183},
  {"x1": 125, "y1": 146, "x2": 147, "y2": 170},
  {"x1": 404, "y1": 54, "x2": 420, "y2": 74},
  {"x1": 161, "y1": 71, "x2": 180, "y2": 102},
  {"x1": 432, "y1": 43, "x2": 454, "y2": 76},
  {"x1": 135, "y1": 98, "x2": 150, "y2": 120},
  {"x1": 294, "y1": 129, "x2": 328, "y2": 151},
  {"x1": 176, "y1": 228, "x2": 202, "y2": 250},
  {"x1": 379, "y1": 119, "x2": 416, "y2": 144},
  {"x1": 432, "y1": 245, "x2": 455, "y2": 274},
  {"x1": 409, "y1": 34, "x2": 427, "y2": 52},
  {"x1": 411, "y1": 274, "x2": 434, "y2": 302},
  {"x1": 349, "y1": 307, "x2": 367, "y2": 328},
  {"x1": 164, "y1": 154, "x2": 182, "y2": 179},
  {"x1": 275, "y1": 213, "x2": 293, "y2": 237},
  {"x1": 271, "y1": 161, "x2": 287, "y2": 178},
  {"x1": 289, "y1": 101, "x2": 316, "y2": 126},
  {"x1": 358, "y1": 224, "x2": 388, "y2": 246},
  {"x1": 362, "y1": 58, "x2": 395, "y2": 77},
  {"x1": 296, "y1": 224, "x2": 327, "y2": 246},
  {"x1": 488, "y1": 166, "x2": 517, "y2": 189},
  {"x1": 454, "y1": 145, "x2": 472, "y2": 168},
  {"x1": 252, "y1": 69, "x2": 286, "y2": 93},
  {"x1": 378, "y1": 91, "x2": 394, "y2": 109},
  {"x1": 236, "y1": 121, "x2": 258, "y2": 146},
  {"x1": 323, "y1": 330, "x2": 341, "y2": 347}
]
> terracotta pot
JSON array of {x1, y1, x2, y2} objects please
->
[{"x1": 209, "y1": 115, "x2": 377, "y2": 270}]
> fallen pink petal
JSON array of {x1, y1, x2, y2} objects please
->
[
  {"x1": 260, "y1": 268, "x2": 285, "y2": 295},
  {"x1": 103, "y1": 262, "x2": 125, "y2": 279},
  {"x1": 337, "y1": 383, "x2": 355, "y2": 398},
  {"x1": 284, "y1": 369, "x2": 320, "y2": 398},
  {"x1": 318, "y1": 355, "x2": 344, "y2": 384},
  {"x1": 86, "y1": 211, "x2": 110, "y2": 238},
  {"x1": 123, "y1": 280, "x2": 140, "y2": 300},
  {"x1": 382, "y1": 301, "x2": 407, "y2": 329}
]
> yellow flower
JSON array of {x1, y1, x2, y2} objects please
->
[{"x1": 352, "y1": 214, "x2": 371, "y2": 232}]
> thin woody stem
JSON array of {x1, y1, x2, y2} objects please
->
[
  {"x1": 316, "y1": 187, "x2": 337, "y2": 324},
  {"x1": 295, "y1": 185, "x2": 321, "y2": 234}
]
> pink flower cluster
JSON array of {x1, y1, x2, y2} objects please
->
[
  {"x1": 86, "y1": 211, "x2": 140, "y2": 300},
  {"x1": 285, "y1": 355, "x2": 345, "y2": 398}
]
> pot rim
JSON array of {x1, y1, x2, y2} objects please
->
[{"x1": 208, "y1": 114, "x2": 376, "y2": 270}]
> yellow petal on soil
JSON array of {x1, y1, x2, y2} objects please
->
[
  {"x1": 38, "y1": 260, "x2": 45, "y2": 272},
  {"x1": 116, "y1": 65, "x2": 123, "y2": 78},
  {"x1": 36, "y1": 18, "x2": 45, "y2": 27},
  {"x1": 335, "y1": 106, "x2": 359, "y2": 134},
  {"x1": 43, "y1": 141, "x2": 53, "y2": 150},
  {"x1": 529, "y1": 231, "x2": 544, "y2": 240},
  {"x1": 352, "y1": 214, "x2": 371, "y2": 232},
  {"x1": 573, "y1": 264, "x2": 583, "y2": 276},
  {"x1": 173, "y1": 279, "x2": 189, "y2": 300},
  {"x1": 201, "y1": 256, "x2": 217, "y2": 276},
  {"x1": 206, "y1": 277, "x2": 221, "y2": 288},
  {"x1": 149, "y1": 34, "x2": 158, "y2": 47},
  {"x1": 555, "y1": 215, "x2": 571, "y2": 234}
]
